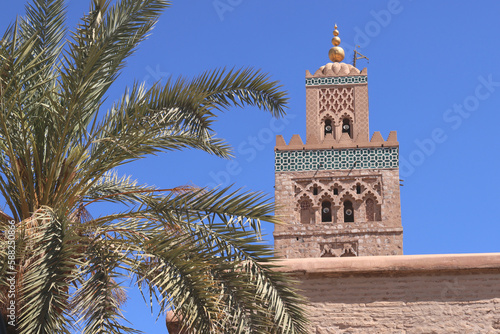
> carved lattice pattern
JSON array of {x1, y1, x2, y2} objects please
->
[
  {"x1": 319, "y1": 87, "x2": 353, "y2": 115},
  {"x1": 366, "y1": 198, "x2": 375, "y2": 221}
]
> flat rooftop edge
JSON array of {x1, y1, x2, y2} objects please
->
[{"x1": 274, "y1": 253, "x2": 500, "y2": 274}]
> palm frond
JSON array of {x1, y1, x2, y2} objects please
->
[
  {"x1": 83, "y1": 171, "x2": 197, "y2": 206},
  {"x1": 58, "y1": 0, "x2": 170, "y2": 135},
  {"x1": 18, "y1": 207, "x2": 79, "y2": 334},
  {"x1": 148, "y1": 187, "x2": 307, "y2": 333},
  {"x1": 127, "y1": 187, "x2": 307, "y2": 333},
  {"x1": 72, "y1": 236, "x2": 140, "y2": 334},
  {"x1": 0, "y1": 1, "x2": 308, "y2": 333},
  {"x1": 133, "y1": 232, "x2": 222, "y2": 333},
  {"x1": 19, "y1": 0, "x2": 66, "y2": 79},
  {"x1": 192, "y1": 67, "x2": 288, "y2": 118},
  {"x1": 84, "y1": 171, "x2": 159, "y2": 205},
  {"x1": 84, "y1": 66, "x2": 289, "y2": 177},
  {"x1": 0, "y1": 10, "x2": 63, "y2": 219}
]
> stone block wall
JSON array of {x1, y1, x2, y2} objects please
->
[
  {"x1": 274, "y1": 168, "x2": 402, "y2": 258},
  {"x1": 274, "y1": 224, "x2": 403, "y2": 258},
  {"x1": 276, "y1": 253, "x2": 500, "y2": 334}
]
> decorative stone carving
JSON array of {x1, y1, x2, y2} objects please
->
[
  {"x1": 319, "y1": 87, "x2": 353, "y2": 115},
  {"x1": 320, "y1": 242, "x2": 358, "y2": 257}
]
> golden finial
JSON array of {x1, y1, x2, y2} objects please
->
[{"x1": 328, "y1": 24, "x2": 345, "y2": 62}]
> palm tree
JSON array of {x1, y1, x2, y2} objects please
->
[{"x1": 0, "y1": 0, "x2": 308, "y2": 333}]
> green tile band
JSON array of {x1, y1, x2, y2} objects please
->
[
  {"x1": 305, "y1": 76, "x2": 367, "y2": 86},
  {"x1": 275, "y1": 147, "x2": 398, "y2": 172}
]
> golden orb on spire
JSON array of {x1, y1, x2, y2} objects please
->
[{"x1": 328, "y1": 24, "x2": 345, "y2": 62}]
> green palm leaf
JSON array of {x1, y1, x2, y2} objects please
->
[{"x1": 0, "y1": 1, "x2": 309, "y2": 333}]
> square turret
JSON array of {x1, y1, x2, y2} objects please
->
[{"x1": 274, "y1": 35, "x2": 402, "y2": 258}]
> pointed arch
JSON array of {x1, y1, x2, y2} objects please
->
[
  {"x1": 324, "y1": 119, "x2": 333, "y2": 136},
  {"x1": 297, "y1": 194, "x2": 314, "y2": 225},
  {"x1": 342, "y1": 117, "x2": 352, "y2": 138},
  {"x1": 307, "y1": 183, "x2": 323, "y2": 197},
  {"x1": 363, "y1": 193, "x2": 382, "y2": 222},
  {"x1": 321, "y1": 200, "x2": 332, "y2": 223},
  {"x1": 338, "y1": 111, "x2": 354, "y2": 139},
  {"x1": 343, "y1": 199, "x2": 354, "y2": 223}
]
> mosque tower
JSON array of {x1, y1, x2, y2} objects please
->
[{"x1": 274, "y1": 25, "x2": 402, "y2": 258}]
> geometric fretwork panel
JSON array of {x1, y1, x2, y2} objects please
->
[
  {"x1": 275, "y1": 147, "x2": 399, "y2": 172},
  {"x1": 319, "y1": 87, "x2": 353, "y2": 115}
]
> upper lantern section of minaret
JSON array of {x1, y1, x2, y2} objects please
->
[
  {"x1": 275, "y1": 24, "x2": 397, "y2": 151},
  {"x1": 307, "y1": 25, "x2": 367, "y2": 78}
]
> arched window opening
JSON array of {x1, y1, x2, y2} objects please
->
[
  {"x1": 333, "y1": 188, "x2": 339, "y2": 195},
  {"x1": 366, "y1": 198, "x2": 375, "y2": 221},
  {"x1": 324, "y1": 119, "x2": 333, "y2": 136},
  {"x1": 321, "y1": 201, "x2": 332, "y2": 223},
  {"x1": 313, "y1": 186, "x2": 318, "y2": 195},
  {"x1": 300, "y1": 201, "x2": 311, "y2": 224},
  {"x1": 344, "y1": 200, "x2": 354, "y2": 223},
  {"x1": 356, "y1": 184, "x2": 361, "y2": 194},
  {"x1": 342, "y1": 118, "x2": 352, "y2": 138}
]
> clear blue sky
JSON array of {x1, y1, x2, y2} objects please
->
[{"x1": 2, "y1": 1, "x2": 500, "y2": 332}]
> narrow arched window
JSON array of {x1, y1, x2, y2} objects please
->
[
  {"x1": 342, "y1": 118, "x2": 352, "y2": 138},
  {"x1": 300, "y1": 201, "x2": 311, "y2": 224},
  {"x1": 324, "y1": 119, "x2": 333, "y2": 136},
  {"x1": 321, "y1": 201, "x2": 332, "y2": 222},
  {"x1": 344, "y1": 200, "x2": 354, "y2": 222},
  {"x1": 313, "y1": 186, "x2": 318, "y2": 195},
  {"x1": 366, "y1": 198, "x2": 375, "y2": 221},
  {"x1": 356, "y1": 184, "x2": 361, "y2": 194}
]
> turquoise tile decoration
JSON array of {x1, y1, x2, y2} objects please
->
[
  {"x1": 275, "y1": 147, "x2": 398, "y2": 172},
  {"x1": 306, "y1": 76, "x2": 367, "y2": 86}
]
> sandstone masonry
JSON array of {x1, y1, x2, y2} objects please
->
[{"x1": 276, "y1": 253, "x2": 500, "y2": 334}]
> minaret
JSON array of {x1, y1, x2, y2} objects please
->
[{"x1": 274, "y1": 25, "x2": 402, "y2": 258}]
